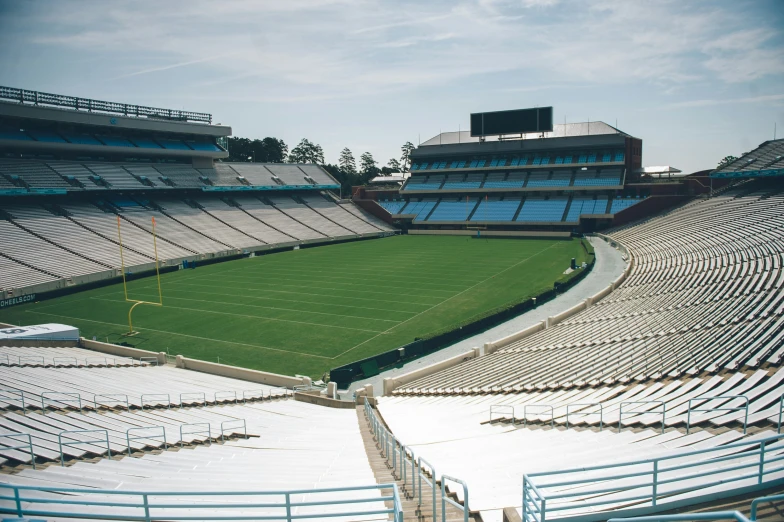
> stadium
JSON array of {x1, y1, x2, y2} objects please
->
[{"x1": 0, "y1": 77, "x2": 784, "y2": 522}]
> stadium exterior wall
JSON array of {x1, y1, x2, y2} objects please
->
[{"x1": 176, "y1": 356, "x2": 306, "y2": 388}]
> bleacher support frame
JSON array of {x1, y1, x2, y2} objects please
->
[
  {"x1": 93, "y1": 393, "x2": 130, "y2": 412},
  {"x1": 618, "y1": 401, "x2": 666, "y2": 434},
  {"x1": 57, "y1": 429, "x2": 111, "y2": 466},
  {"x1": 0, "y1": 433, "x2": 35, "y2": 469},
  {"x1": 126, "y1": 426, "x2": 167, "y2": 456}
]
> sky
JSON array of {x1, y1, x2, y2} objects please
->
[{"x1": 0, "y1": 0, "x2": 783, "y2": 173}]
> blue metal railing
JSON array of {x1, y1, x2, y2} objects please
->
[
  {"x1": 0, "y1": 387, "x2": 27, "y2": 413},
  {"x1": 243, "y1": 389, "x2": 267, "y2": 402},
  {"x1": 0, "y1": 482, "x2": 402, "y2": 522},
  {"x1": 490, "y1": 404, "x2": 516, "y2": 423},
  {"x1": 777, "y1": 393, "x2": 784, "y2": 434},
  {"x1": 0, "y1": 433, "x2": 35, "y2": 469},
  {"x1": 58, "y1": 429, "x2": 111, "y2": 466},
  {"x1": 565, "y1": 402, "x2": 603, "y2": 430},
  {"x1": 140, "y1": 393, "x2": 171, "y2": 410},
  {"x1": 179, "y1": 391, "x2": 206, "y2": 408},
  {"x1": 221, "y1": 419, "x2": 248, "y2": 441},
  {"x1": 524, "y1": 404, "x2": 555, "y2": 428},
  {"x1": 687, "y1": 395, "x2": 749, "y2": 434},
  {"x1": 18, "y1": 355, "x2": 44, "y2": 365},
  {"x1": 523, "y1": 432, "x2": 784, "y2": 522},
  {"x1": 180, "y1": 422, "x2": 212, "y2": 447},
  {"x1": 126, "y1": 426, "x2": 167, "y2": 456},
  {"x1": 41, "y1": 391, "x2": 83, "y2": 415},
  {"x1": 139, "y1": 356, "x2": 159, "y2": 366},
  {"x1": 608, "y1": 493, "x2": 784, "y2": 521},
  {"x1": 215, "y1": 390, "x2": 239, "y2": 404},
  {"x1": 441, "y1": 474, "x2": 469, "y2": 522},
  {"x1": 94, "y1": 393, "x2": 130, "y2": 412},
  {"x1": 618, "y1": 400, "x2": 666, "y2": 434}
]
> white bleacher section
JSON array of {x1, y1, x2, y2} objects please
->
[
  {"x1": 396, "y1": 186, "x2": 784, "y2": 394},
  {"x1": 119, "y1": 204, "x2": 231, "y2": 254},
  {"x1": 83, "y1": 163, "x2": 147, "y2": 190},
  {"x1": 270, "y1": 196, "x2": 349, "y2": 237},
  {"x1": 0, "y1": 345, "x2": 142, "y2": 367},
  {"x1": 0, "y1": 254, "x2": 56, "y2": 289},
  {"x1": 153, "y1": 199, "x2": 261, "y2": 250},
  {"x1": 301, "y1": 194, "x2": 383, "y2": 234},
  {"x1": 195, "y1": 197, "x2": 294, "y2": 245},
  {"x1": 0, "y1": 160, "x2": 71, "y2": 189},
  {"x1": 232, "y1": 196, "x2": 322, "y2": 240}
]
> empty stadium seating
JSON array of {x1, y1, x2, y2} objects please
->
[
  {"x1": 515, "y1": 197, "x2": 568, "y2": 222},
  {"x1": 410, "y1": 149, "x2": 625, "y2": 172}
]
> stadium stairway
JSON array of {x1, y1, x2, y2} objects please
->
[{"x1": 357, "y1": 405, "x2": 480, "y2": 522}]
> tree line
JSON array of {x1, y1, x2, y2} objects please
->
[{"x1": 225, "y1": 136, "x2": 415, "y2": 193}]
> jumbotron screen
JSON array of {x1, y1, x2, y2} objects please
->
[{"x1": 470, "y1": 107, "x2": 553, "y2": 136}]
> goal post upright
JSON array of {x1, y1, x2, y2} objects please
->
[{"x1": 117, "y1": 215, "x2": 163, "y2": 336}]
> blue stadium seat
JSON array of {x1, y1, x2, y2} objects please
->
[
  {"x1": 26, "y1": 129, "x2": 67, "y2": 143},
  {"x1": 0, "y1": 125, "x2": 33, "y2": 141},
  {"x1": 516, "y1": 197, "x2": 568, "y2": 222},
  {"x1": 97, "y1": 136, "x2": 134, "y2": 147},
  {"x1": 470, "y1": 197, "x2": 520, "y2": 221},
  {"x1": 427, "y1": 199, "x2": 477, "y2": 221}
]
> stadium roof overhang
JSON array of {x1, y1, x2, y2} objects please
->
[
  {"x1": 711, "y1": 139, "x2": 784, "y2": 178},
  {"x1": 0, "y1": 101, "x2": 232, "y2": 137},
  {"x1": 0, "y1": 137, "x2": 228, "y2": 159}
]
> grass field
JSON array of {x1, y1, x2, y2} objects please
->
[{"x1": 0, "y1": 235, "x2": 589, "y2": 379}]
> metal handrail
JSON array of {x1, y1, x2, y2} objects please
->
[
  {"x1": 687, "y1": 395, "x2": 749, "y2": 434},
  {"x1": 140, "y1": 393, "x2": 171, "y2": 410},
  {"x1": 0, "y1": 388, "x2": 27, "y2": 414},
  {"x1": 18, "y1": 355, "x2": 45, "y2": 366},
  {"x1": 139, "y1": 357, "x2": 159, "y2": 366},
  {"x1": 269, "y1": 387, "x2": 292, "y2": 398},
  {"x1": 524, "y1": 432, "x2": 784, "y2": 522},
  {"x1": 94, "y1": 394, "x2": 130, "y2": 412},
  {"x1": 180, "y1": 422, "x2": 211, "y2": 447},
  {"x1": 52, "y1": 356, "x2": 77, "y2": 367},
  {"x1": 0, "y1": 433, "x2": 36, "y2": 469},
  {"x1": 220, "y1": 419, "x2": 247, "y2": 441},
  {"x1": 126, "y1": 426, "x2": 167, "y2": 456},
  {"x1": 0, "y1": 482, "x2": 403, "y2": 522},
  {"x1": 85, "y1": 356, "x2": 109, "y2": 366},
  {"x1": 441, "y1": 474, "x2": 469, "y2": 522},
  {"x1": 490, "y1": 404, "x2": 516, "y2": 423},
  {"x1": 566, "y1": 402, "x2": 603, "y2": 430},
  {"x1": 57, "y1": 429, "x2": 111, "y2": 466},
  {"x1": 619, "y1": 400, "x2": 666, "y2": 434},
  {"x1": 0, "y1": 354, "x2": 8, "y2": 365},
  {"x1": 523, "y1": 404, "x2": 555, "y2": 428},
  {"x1": 214, "y1": 390, "x2": 238, "y2": 404},
  {"x1": 777, "y1": 393, "x2": 783, "y2": 434},
  {"x1": 401, "y1": 444, "x2": 416, "y2": 497},
  {"x1": 179, "y1": 392, "x2": 206, "y2": 408},
  {"x1": 608, "y1": 512, "x2": 749, "y2": 521},
  {"x1": 418, "y1": 457, "x2": 437, "y2": 521},
  {"x1": 242, "y1": 389, "x2": 266, "y2": 403},
  {"x1": 41, "y1": 392, "x2": 82, "y2": 415},
  {"x1": 750, "y1": 493, "x2": 784, "y2": 520}
]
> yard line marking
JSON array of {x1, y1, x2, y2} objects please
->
[
  {"x1": 230, "y1": 268, "x2": 478, "y2": 288},
  {"x1": 87, "y1": 297, "x2": 386, "y2": 333},
  {"x1": 123, "y1": 287, "x2": 422, "y2": 315},
  {"x1": 89, "y1": 294, "x2": 404, "y2": 323},
  {"x1": 212, "y1": 275, "x2": 462, "y2": 294},
  {"x1": 23, "y1": 310, "x2": 333, "y2": 359},
  {"x1": 332, "y1": 242, "x2": 562, "y2": 359}
]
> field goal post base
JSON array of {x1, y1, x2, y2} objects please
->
[{"x1": 117, "y1": 216, "x2": 164, "y2": 336}]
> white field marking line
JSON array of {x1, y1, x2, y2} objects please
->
[
  {"x1": 156, "y1": 278, "x2": 452, "y2": 303},
  {"x1": 233, "y1": 266, "x2": 483, "y2": 288},
  {"x1": 24, "y1": 310, "x2": 333, "y2": 359},
  {"x1": 87, "y1": 296, "x2": 387, "y2": 333},
  {"x1": 212, "y1": 274, "x2": 463, "y2": 294},
  {"x1": 331, "y1": 241, "x2": 563, "y2": 359},
  {"x1": 90, "y1": 294, "x2": 404, "y2": 323},
  {"x1": 122, "y1": 286, "x2": 422, "y2": 315}
]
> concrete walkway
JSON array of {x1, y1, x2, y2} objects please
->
[{"x1": 352, "y1": 236, "x2": 628, "y2": 396}]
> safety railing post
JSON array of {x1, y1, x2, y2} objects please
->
[
  {"x1": 687, "y1": 395, "x2": 749, "y2": 434},
  {"x1": 0, "y1": 388, "x2": 26, "y2": 414},
  {"x1": 524, "y1": 404, "x2": 554, "y2": 429},
  {"x1": 758, "y1": 439, "x2": 765, "y2": 484},
  {"x1": 652, "y1": 459, "x2": 658, "y2": 506},
  {"x1": 285, "y1": 492, "x2": 292, "y2": 522},
  {"x1": 14, "y1": 486, "x2": 22, "y2": 517},
  {"x1": 441, "y1": 474, "x2": 469, "y2": 522},
  {"x1": 778, "y1": 393, "x2": 784, "y2": 434},
  {"x1": 180, "y1": 422, "x2": 211, "y2": 447},
  {"x1": 566, "y1": 402, "x2": 603, "y2": 431},
  {"x1": 142, "y1": 493, "x2": 151, "y2": 522},
  {"x1": 418, "y1": 457, "x2": 437, "y2": 520}
]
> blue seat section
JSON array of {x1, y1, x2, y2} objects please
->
[
  {"x1": 405, "y1": 200, "x2": 438, "y2": 220},
  {"x1": 0, "y1": 126, "x2": 33, "y2": 141},
  {"x1": 609, "y1": 197, "x2": 642, "y2": 213},
  {"x1": 427, "y1": 199, "x2": 477, "y2": 221},
  {"x1": 403, "y1": 175, "x2": 443, "y2": 191},
  {"x1": 614, "y1": 151, "x2": 625, "y2": 161},
  {"x1": 378, "y1": 200, "x2": 407, "y2": 214},
  {"x1": 526, "y1": 172, "x2": 571, "y2": 187},
  {"x1": 156, "y1": 139, "x2": 191, "y2": 150},
  {"x1": 516, "y1": 197, "x2": 568, "y2": 222},
  {"x1": 565, "y1": 197, "x2": 609, "y2": 221},
  {"x1": 470, "y1": 197, "x2": 520, "y2": 221},
  {"x1": 414, "y1": 149, "x2": 626, "y2": 170},
  {"x1": 130, "y1": 138, "x2": 163, "y2": 149},
  {"x1": 97, "y1": 136, "x2": 134, "y2": 147},
  {"x1": 442, "y1": 173, "x2": 483, "y2": 189},
  {"x1": 573, "y1": 170, "x2": 622, "y2": 186},
  {"x1": 109, "y1": 198, "x2": 141, "y2": 208},
  {"x1": 187, "y1": 140, "x2": 221, "y2": 151},
  {"x1": 26, "y1": 129, "x2": 67, "y2": 143},
  {"x1": 63, "y1": 134, "x2": 102, "y2": 146}
]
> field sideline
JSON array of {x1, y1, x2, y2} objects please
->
[{"x1": 0, "y1": 235, "x2": 589, "y2": 379}]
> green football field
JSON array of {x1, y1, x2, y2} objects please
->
[{"x1": 0, "y1": 235, "x2": 588, "y2": 379}]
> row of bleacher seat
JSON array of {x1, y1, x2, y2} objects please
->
[
  {"x1": 0, "y1": 195, "x2": 392, "y2": 292},
  {"x1": 0, "y1": 124, "x2": 221, "y2": 152},
  {"x1": 0, "y1": 159, "x2": 337, "y2": 191},
  {"x1": 389, "y1": 194, "x2": 643, "y2": 222},
  {"x1": 403, "y1": 169, "x2": 623, "y2": 191},
  {"x1": 394, "y1": 184, "x2": 784, "y2": 394},
  {"x1": 411, "y1": 149, "x2": 625, "y2": 171}
]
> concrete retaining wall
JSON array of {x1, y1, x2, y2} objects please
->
[
  {"x1": 175, "y1": 356, "x2": 306, "y2": 388},
  {"x1": 294, "y1": 392, "x2": 356, "y2": 409},
  {"x1": 382, "y1": 347, "x2": 480, "y2": 395},
  {"x1": 79, "y1": 338, "x2": 166, "y2": 364},
  {"x1": 408, "y1": 229, "x2": 571, "y2": 238}
]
